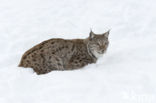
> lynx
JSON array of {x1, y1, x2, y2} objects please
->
[{"x1": 18, "y1": 30, "x2": 109, "y2": 75}]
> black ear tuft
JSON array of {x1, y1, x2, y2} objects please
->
[
  {"x1": 89, "y1": 29, "x2": 95, "y2": 39},
  {"x1": 103, "y1": 30, "x2": 110, "y2": 37}
]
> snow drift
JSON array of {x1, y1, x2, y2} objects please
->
[{"x1": 0, "y1": 0, "x2": 156, "y2": 103}]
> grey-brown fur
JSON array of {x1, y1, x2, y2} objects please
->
[{"x1": 18, "y1": 30, "x2": 109, "y2": 75}]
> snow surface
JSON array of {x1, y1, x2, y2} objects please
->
[{"x1": 0, "y1": 0, "x2": 156, "y2": 103}]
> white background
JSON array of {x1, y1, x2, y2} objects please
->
[{"x1": 0, "y1": 0, "x2": 156, "y2": 103}]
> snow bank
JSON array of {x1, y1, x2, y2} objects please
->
[{"x1": 0, "y1": 0, "x2": 156, "y2": 103}]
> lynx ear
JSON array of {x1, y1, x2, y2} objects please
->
[
  {"x1": 89, "y1": 30, "x2": 95, "y2": 39},
  {"x1": 103, "y1": 30, "x2": 110, "y2": 37}
]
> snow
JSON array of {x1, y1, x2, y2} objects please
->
[{"x1": 0, "y1": 0, "x2": 156, "y2": 103}]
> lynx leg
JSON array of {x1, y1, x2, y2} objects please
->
[
  {"x1": 33, "y1": 66, "x2": 52, "y2": 75},
  {"x1": 46, "y1": 54, "x2": 64, "y2": 71},
  {"x1": 33, "y1": 54, "x2": 64, "y2": 74}
]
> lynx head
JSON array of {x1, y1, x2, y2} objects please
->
[{"x1": 87, "y1": 30, "x2": 110, "y2": 58}]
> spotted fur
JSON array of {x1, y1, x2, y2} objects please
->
[{"x1": 18, "y1": 30, "x2": 109, "y2": 75}]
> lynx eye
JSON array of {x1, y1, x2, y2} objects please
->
[
  {"x1": 97, "y1": 43, "x2": 101, "y2": 46},
  {"x1": 94, "y1": 43, "x2": 100, "y2": 47}
]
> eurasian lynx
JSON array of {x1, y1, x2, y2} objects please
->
[{"x1": 19, "y1": 30, "x2": 109, "y2": 75}]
